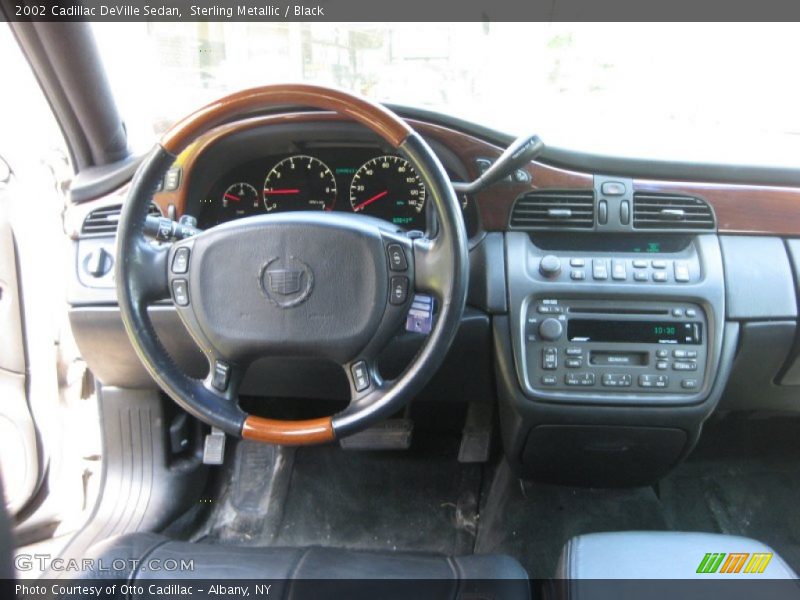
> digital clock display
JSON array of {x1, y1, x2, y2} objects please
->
[{"x1": 568, "y1": 320, "x2": 702, "y2": 344}]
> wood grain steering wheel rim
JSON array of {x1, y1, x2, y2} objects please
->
[{"x1": 116, "y1": 84, "x2": 468, "y2": 445}]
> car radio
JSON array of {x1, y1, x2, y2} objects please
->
[{"x1": 524, "y1": 298, "x2": 708, "y2": 396}]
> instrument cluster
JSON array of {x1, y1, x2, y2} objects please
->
[{"x1": 195, "y1": 147, "x2": 476, "y2": 234}]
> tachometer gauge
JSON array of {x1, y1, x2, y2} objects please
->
[
  {"x1": 349, "y1": 156, "x2": 426, "y2": 228},
  {"x1": 263, "y1": 155, "x2": 337, "y2": 213}
]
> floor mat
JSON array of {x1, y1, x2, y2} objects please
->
[
  {"x1": 657, "y1": 416, "x2": 800, "y2": 570},
  {"x1": 475, "y1": 462, "x2": 669, "y2": 578},
  {"x1": 200, "y1": 433, "x2": 482, "y2": 556},
  {"x1": 475, "y1": 415, "x2": 800, "y2": 578}
]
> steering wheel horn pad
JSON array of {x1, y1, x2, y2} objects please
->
[{"x1": 116, "y1": 84, "x2": 468, "y2": 445}]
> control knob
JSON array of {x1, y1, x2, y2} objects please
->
[
  {"x1": 539, "y1": 254, "x2": 561, "y2": 278},
  {"x1": 538, "y1": 317, "x2": 564, "y2": 341}
]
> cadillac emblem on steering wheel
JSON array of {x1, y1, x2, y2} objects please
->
[{"x1": 259, "y1": 256, "x2": 314, "y2": 308}]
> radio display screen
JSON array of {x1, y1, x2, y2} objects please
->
[{"x1": 567, "y1": 320, "x2": 702, "y2": 345}]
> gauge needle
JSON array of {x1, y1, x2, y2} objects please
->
[
  {"x1": 264, "y1": 189, "x2": 301, "y2": 195},
  {"x1": 223, "y1": 193, "x2": 240, "y2": 202},
  {"x1": 353, "y1": 190, "x2": 388, "y2": 211}
]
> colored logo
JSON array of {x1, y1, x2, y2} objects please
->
[{"x1": 696, "y1": 552, "x2": 773, "y2": 574}]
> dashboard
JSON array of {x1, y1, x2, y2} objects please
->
[
  {"x1": 67, "y1": 108, "x2": 800, "y2": 488},
  {"x1": 191, "y1": 145, "x2": 477, "y2": 235}
]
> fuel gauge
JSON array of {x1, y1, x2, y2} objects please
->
[{"x1": 223, "y1": 182, "x2": 259, "y2": 211}]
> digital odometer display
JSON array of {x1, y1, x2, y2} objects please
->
[{"x1": 567, "y1": 320, "x2": 702, "y2": 344}]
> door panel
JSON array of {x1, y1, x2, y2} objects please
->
[{"x1": 0, "y1": 214, "x2": 40, "y2": 514}]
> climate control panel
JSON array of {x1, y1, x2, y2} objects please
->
[{"x1": 524, "y1": 298, "x2": 709, "y2": 397}]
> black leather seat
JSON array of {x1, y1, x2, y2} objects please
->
[{"x1": 81, "y1": 533, "x2": 530, "y2": 599}]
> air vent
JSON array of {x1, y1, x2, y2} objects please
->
[
  {"x1": 509, "y1": 190, "x2": 595, "y2": 230},
  {"x1": 633, "y1": 193, "x2": 715, "y2": 230},
  {"x1": 81, "y1": 203, "x2": 162, "y2": 236}
]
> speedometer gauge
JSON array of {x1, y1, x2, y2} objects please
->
[
  {"x1": 349, "y1": 156, "x2": 426, "y2": 228},
  {"x1": 263, "y1": 155, "x2": 337, "y2": 213}
]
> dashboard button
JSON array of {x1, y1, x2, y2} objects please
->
[
  {"x1": 686, "y1": 308, "x2": 697, "y2": 318},
  {"x1": 633, "y1": 259, "x2": 648, "y2": 268},
  {"x1": 652, "y1": 271, "x2": 667, "y2": 282},
  {"x1": 172, "y1": 247, "x2": 190, "y2": 274},
  {"x1": 541, "y1": 375, "x2": 557, "y2": 386},
  {"x1": 542, "y1": 347, "x2": 558, "y2": 370},
  {"x1": 611, "y1": 260, "x2": 626, "y2": 280},
  {"x1": 570, "y1": 258, "x2": 585, "y2": 267},
  {"x1": 674, "y1": 261, "x2": 690, "y2": 282},
  {"x1": 566, "y1": 347, "x2": 582, "y2": 356},
  {"x1": 639, "y1": 374, "x2": 669, "y2": 388},
  {"x1": 565, "y1": 372, "x2": 595, "y2": 386},
  {"x1": 656, "y1": 349, "x2": 669, "y2": 358},
  {"x1": 602, "y1": 373, "x2": 632, "y2": 387},
  {"x1": 656, "y1": 361, "x2": 669, "y2": 370},
  {"x1": 571, "y1": 270, "x2": 586, "y2": 280},
  {"x1": 681, "y1": 379, "x2": 699, "y2": 390},
  {"x1": 673, "y1": 361, "x2": 698, "y2": 371},
  {"x1": 598, "y1": 200, "x2": 608, "y2": 224},
  {"x1": 601, "y1": 181, "x2": 626, "y2": 196},
  {"x1": 633, "y1": 271, "x2": 648, "y2": 282},
  {"x1": 651, "y1": 260, "x2": 667, "y2": 269},
  {"x1": 620, "y1": 200, "x2": 631, "y2": 225},
  {"x1": 172, "y1": 280, "x2": 189, "y2": 306},
  {"x1": 389, "y1": 277, "x2": 409, "y2": 305},
  {"x1": 592, "y1": 259, "x2": 609, "y2": 280},
  {"x1": 387, "y1": 244, "x2": 407, "y2": 271},
  {"x1": 565, "y1": 358, "x2": 583, "y2": 368}
]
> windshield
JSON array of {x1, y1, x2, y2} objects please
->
[{"x1": 92, "y1": 22, "x2": 800, "y2": 167}]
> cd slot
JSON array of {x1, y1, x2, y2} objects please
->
[
  {"x1": 589, "y1": 351, "x2": 649, "y2": 367},
  {"x1": 568, "y1": 307, "x2": 669, "y2": 316}
]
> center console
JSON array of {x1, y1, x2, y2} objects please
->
[{"x1": 496, "y1": 229, "x2": 736, "y2": 486}]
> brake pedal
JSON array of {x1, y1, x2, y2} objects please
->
[
  {"x1": 203, "y1": 427, "x2": 226, "y2": 465},
  {"x1": 339, "y1": 419, "x2": 413, "y2": 451}
]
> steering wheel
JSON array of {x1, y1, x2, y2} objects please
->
[{"x1": 116, "y1": 84, "x2": 468, "y2": 445}]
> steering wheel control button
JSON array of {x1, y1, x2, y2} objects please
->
[
  {"x1": 390, "y1": 276, "x2": 409, "y2": 305},
  {"x1": 211, "y1": 361, "x2": 231, "y2": 392},
  {"x1": 387, "y1": 244, "x2": 408, "y2": 271},
  {"x1": 539, "y1": 255, "x2": 561, "y2": 278},
  {"x1": 351, "y1": 361, "x2": 370, "y2": 392},
  {"x1": 538, "y1": 318, "x2": 564, "y2": 341},
  {"x1": 172, "y1": 279, "x2": 189, "y2": 306},
  {"x1": 172, "y1": 247, "x2": 190, "y2": 274}
]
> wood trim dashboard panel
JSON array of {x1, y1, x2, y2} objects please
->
[{"x1": 149, "y1": 112, "x2": 800, "y2": 237}]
